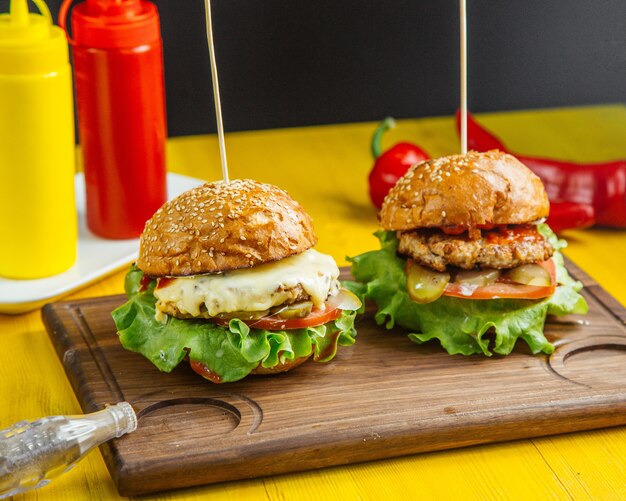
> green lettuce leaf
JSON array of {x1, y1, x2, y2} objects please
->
[
  {"x1": 344, "y1": 225, "x2": 587, "y2": 356},
  {"x1": 112, "y1": 265, "x2": 357, "y2": 383}
]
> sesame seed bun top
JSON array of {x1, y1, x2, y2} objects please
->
[
  {"x1": 137, "y1": 179, "x2": 317, "y2": 277},
  {"x1": 378, "y1": 150, "x2": 550, "y2": 230}
]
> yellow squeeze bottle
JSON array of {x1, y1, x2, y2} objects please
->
[{"x1": 0, "y1": 0, "x2": 77, "y2": 279}]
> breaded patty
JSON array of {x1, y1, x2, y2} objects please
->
[
  {"x1": 156, "y1": 283, "x2": 311, "y2": 320},
  {"x1": 398, "y1": 227, "x2": 553, "y2": 271}
]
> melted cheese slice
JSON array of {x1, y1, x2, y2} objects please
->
[{"x1": 154, "y1": 249, "x2": 340, "y2": 318}]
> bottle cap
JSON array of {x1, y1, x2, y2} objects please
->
[
  {"x1": 107, "y1": 402, "x2": 138, "y2": 437},
  {"x1": 60, "y1": 0, "x2": 161, "y2": 49},
  {"x1": 0, "y1": 0, "x2": 68, "y2": 75}
]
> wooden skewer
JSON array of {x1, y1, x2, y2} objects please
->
[
  {"x1": 203, "y1": 0, "x2": 230, "y2": 182},
  {"x1": 460, "y1": 0, "x2": 468, "y2": 155}
]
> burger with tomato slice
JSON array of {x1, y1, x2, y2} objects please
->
[
  {"x1": 346, "y1": 150, "x2": 587, "y2": 356},
  {"x1": 112, "y1": 179, "x2": 360, "y2": 383}
]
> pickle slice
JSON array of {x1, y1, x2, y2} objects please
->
[
  {"x1": 454, "y1": 269, "x2": 501, "y2": 287},
  {"x1": 406, "y1": 261, "x2": 451, "y2": 304},
  {"x1": 274, "y1": 301, "x2": 314, "y2": 319},
  {"x1": 215, "y1": 309, "x2": 270, "y2": 321},
  {"x1": 326, "y1": 288, "x2": 362, "y2": 311},
  {"x1": 507, "y1": 264, "x2": 552, "y2": 286}
]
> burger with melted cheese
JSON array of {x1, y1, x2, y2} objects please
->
[
  {"x1": 112, "y1": 179, "x2": 360, "y2": 383},
  {"x1": 346, "y1": 150, "x2": 587, "y2": 356}
]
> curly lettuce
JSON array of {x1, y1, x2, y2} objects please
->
[
  {"x1": 344, "y1": 225, "x2": 587, "y2": 356},
  {"x1": 112, "y1": 266, "x2": 357, "y2": 383}
]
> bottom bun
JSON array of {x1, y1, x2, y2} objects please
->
[{"x1": 251, "y1": 354, "x2": 312, "y2": 375}]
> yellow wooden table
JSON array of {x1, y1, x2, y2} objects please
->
[{"x1": 3, "y1": 104, "x2": 626, "y2": 500}]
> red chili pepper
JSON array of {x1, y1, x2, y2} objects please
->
[
  {"x1": 547, "y1": 201, "x2": 596, "y2": 233},
  {"x1": 368, "y1": 117, "x2": 429, "y2": 208},
  {"x1": 457, "y1": 110, "x2": 625, "y2": 228}
]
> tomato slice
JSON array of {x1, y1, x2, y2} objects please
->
[
  {"x1": 250, "y1": 307, "x2": 343, "y2": 330},
  {"x1": 443, "y1": 260, "x2": 556, "y2": 300},
  {"x1": 211, "y1": 289, "x2": 361, "y2": 331},
  {"x1": 189, "y1": 360, "x2": 223, "y2": 383},
  {"x1": 213, "y1": 306, "x2": 342, "y2": 330}
]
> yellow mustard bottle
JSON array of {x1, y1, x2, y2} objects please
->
[{"x1": 0, "y1": 0, "x2": 77, "y2": 279}]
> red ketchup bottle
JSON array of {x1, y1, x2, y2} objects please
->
[{"x1": 60, "y1": 0, "x2": 167, "y2": 239}]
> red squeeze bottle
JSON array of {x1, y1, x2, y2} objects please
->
[{"x1": 60, "y1": 0, "x2": 167, "y2": 239}]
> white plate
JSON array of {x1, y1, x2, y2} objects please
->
[{"x1": 0, "y1": 173, "x2": 204, "y2": 315}]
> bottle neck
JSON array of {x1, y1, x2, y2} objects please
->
[
  {"x1": 70, "y1": 0, "x2": 161, "y2": 49},
  {"x1": 59, "y1": 403, "x2": 137, "y2": 455},
  {"x1": 0, "y1": 0, "x2": 52, "y2": 45},
  {"x1": 85, "y1": 0, "x2": 142, "y2": 19}
]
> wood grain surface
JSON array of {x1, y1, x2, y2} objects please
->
[{"x1": 41, "y1": 262, "x2": 626, "y2": 497}]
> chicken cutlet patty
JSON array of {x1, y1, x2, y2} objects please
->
[
  {"x1": 398, "y1": 226, "x2": 553, "y2": 272},
  {"x1": 156, "y1": 283, "x2": 312, "y2": 320},
  {"x1": 151, "y1": 248, "x2": 341, "y2": 322}
]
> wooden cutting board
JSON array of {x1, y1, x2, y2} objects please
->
[{"x1": 42, "y1": 261, "x2": 626, "y2": 497}]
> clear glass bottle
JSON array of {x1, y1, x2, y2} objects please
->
[{"x1": 0, "y1": 402, "x2": 136, "y2": 499}]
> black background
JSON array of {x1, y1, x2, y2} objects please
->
[{"x1": 46, "y1": 0, "x2": 626, "y2": 136}]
